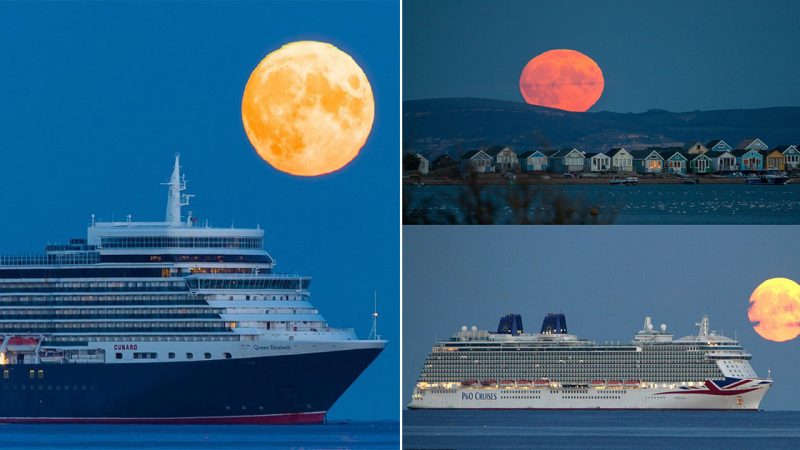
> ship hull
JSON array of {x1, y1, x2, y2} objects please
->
[
  {"x1": 409, "y1": 380, "x2": 771, "y2": 411},
  {"x1": 0, "y1": 347, "x2": 382, "y2": 424}
]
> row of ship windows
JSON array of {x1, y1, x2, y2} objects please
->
[
  {"x1": 0, "y1": 308, "x2": 220, "y2": 316},
  {"x1": 0, "y1": 322, "x2": 231, "y2": 331},
  {"x1": 118, "y1": 352, "x2": 233, "y2": 360},
  {"x1": 0, "y1": 295, "x2": 191, "y2": 303},
  {"x1": 186, "y1": 279, "x2": 308, "y2": 291},
  {"x1": 433, "y1": 354, "x2": 707, "y2": 359},
  {"x1": 0, "y1": 281, "x2": 186, "y2": 292},
  {"x1": 100, "y1": 237, "x2": 263, "y2": 249},
  {"x1": 441, "y1": 348, "x2": 703, "y2": 353},
  {"x1": 44, "y1": 335, "x2": 240, "y2": 343}
]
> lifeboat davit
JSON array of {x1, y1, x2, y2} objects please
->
[{"x1": 7, "y1": 336, "x2": 39, "y2": 352}]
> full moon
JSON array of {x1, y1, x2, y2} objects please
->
[
  {"x1": 242, "y1": 41, "x2": 374, "y2": 176},
  {"x1": 519, "y1": 49, "x2": 604, "y2": 112},
  {"x1": 747, "y1": 277, "x2": 800, "y2": 342}
]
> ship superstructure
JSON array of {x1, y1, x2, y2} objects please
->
[
  {"x1": 409, "y1": 313, "x2": 770, "y2": 410},
  {"x1": 0, "y1": 156, "x2": 385, "y2": 424}
]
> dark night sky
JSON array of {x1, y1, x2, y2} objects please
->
[
  {"x1": 403, "y1": 0, "x2": 800, "y2": 112},
  {"x1": 403, "y1": 226, "x2": 800, "y2": 411},
  {"x1": 0, "y1": 1, "x2": 399, "y2": 421}
]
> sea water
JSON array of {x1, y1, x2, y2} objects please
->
[
  {"x1": 403, "y1": 410, "x2": 800, "y2": 449},
  {"x1": 404, "y1": 184, "x2": 800, "y2": 224},
  {"x1": 0, "y1": 421, "x2": 398, "y2": 450}
]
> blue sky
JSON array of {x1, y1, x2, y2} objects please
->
[
  {"x1": 0, "y1": 1, "x2": 399, "y2": 420},
  {"x1": 403, "y1": 226, "x2": 800, "y2": 411},
  {"x1": 404, "y1": 0, "x2": 800, "y2": 112}
]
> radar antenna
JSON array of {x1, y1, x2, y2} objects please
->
[{"x1": 369, "y1": 291, "x2": 380, "y2": 340}]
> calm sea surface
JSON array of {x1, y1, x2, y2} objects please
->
[
  {"x1": 0, "y1": 421, "x2": 398, "y2": 450},
  {"x1": 403, "y1": 410, "x2": 800, "y2": 449},
  {"x1": 405, "y1": 184, "x2": 800, "y2": 224}
]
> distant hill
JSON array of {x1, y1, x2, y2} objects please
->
[{"x1": 403, "y1": 97, "x2": 800, "y2": 157}]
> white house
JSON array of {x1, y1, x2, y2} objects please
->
[
  {"x1": 630, "y1": 149, "x2": 664, "y2": 174},
  {"x1": 706, "y1": 139, "x2": 733, "y2": 153},
  {"x1": 459, "y1": 150, "x2": 494, "y2": 173},
  {"x1": 583, "y1": 152, "x2": 611, "y2": 172},
  {"x1": 605, "y1": 147, "x2": 634, "y2": 173},
  {"x1": 485, "y1": 146, "x2": 519, "y2": 174},
  {"x1": 777, "y1": 145, "x2": 800, "y2": 169},
  {"x1": 709, "y1": 150, "x2": 738, "y2": 172}
]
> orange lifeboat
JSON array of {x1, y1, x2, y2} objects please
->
[
  {"x1": 591, "y1": 379, "x2": 605, "y2": 386},
  {"x1": 499, "y1": 379, "x2": 515, "y2": 386},
  {"x1": 461, "y1": 380, "x2": 478, "y2": 387},
  {"x1": 606, "y1": 380, "x2": 623, "y2": 386},
  {"x1": 517, "y1": 379, "x2": 533, "y2": 385},
  {"x1": 533, "y1": 379, "x2": 550, "y2": 387},
  {"x1": 480, "y1": 379, "x2": 497, "y2": 387},
  {"x1": 624, "y1": 380, "x2": 641, "y2": 387}
]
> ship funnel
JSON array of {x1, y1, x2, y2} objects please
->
[
  {"x1": 540, "y1": 313, "x2": 567, "y2": 335},
  {"x1": 497, "y1": 314, "x2": 524, "y2": 335}
]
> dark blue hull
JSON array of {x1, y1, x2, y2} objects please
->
[{"x1": 0, "y1": 347, "x2": 382, "y2": 424}]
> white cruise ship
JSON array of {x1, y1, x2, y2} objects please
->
[
  {"x1": 0, "y1": 155, "x2": 385, "y2": 424},
  {"x1": 408, "y1": 313, "x2": 771, "y2": 410}
]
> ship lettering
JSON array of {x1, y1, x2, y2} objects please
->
[
  {"x1": 461, "y1": 392, "x2": 497, "y2": 401},
  {"x1": 113, "y1": 344, "x2": 138, "y2": 351}
]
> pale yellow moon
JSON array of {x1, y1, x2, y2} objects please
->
[
  {"x1": 747, "y1": 277, "x2": 800, "y2": 342},
  {"x1": 241, "y1": 41, "x2": 374, "y2": 176}
]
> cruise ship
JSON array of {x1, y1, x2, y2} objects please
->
[
  {"x1": 0, "y1": 156, "x2": 385, "y2": 424},
  {"x1": 409, "y1": 313, "x2": 771, "y2": 410}
]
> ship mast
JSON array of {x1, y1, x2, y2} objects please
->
[
  {"x1": 369, "y1": 291, "x2": 380, "y2": 340},
  {"x1": 162, "y1": 154, "x2": 193, "y2": 224}
]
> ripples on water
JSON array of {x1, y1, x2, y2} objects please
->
[
  {"x1": 0, "y1": 421, "x2": 399, "y2": 450},
  {"x1": 405, "y1": 184, "x2": 800, "y2": 224},
  {"x1": 404, "y1": 410, "x2": 800, "y2": 450}
]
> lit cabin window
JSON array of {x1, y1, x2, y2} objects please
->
[
  {"x1": 29, "y1": 370, "x2": 35, "y2": 379},
  {"x1": 186, "y1": 353, "x2": 193, "y2": 359},
  {"x1": 38, "y1": 370, "x2": 44, "y2": 379},
  {"x1": 3, "y1": 370, "x2": 9, "y2": 379}
]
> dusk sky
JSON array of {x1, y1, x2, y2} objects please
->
[
  {"x1": 0, "y1": 1, "x2": 399, "y2": 420},
  {"x1": 403, "y1": 226, "x2": 800, "y2": 411},
  {"x1": 404, "y1": 0, "x2": 800, "y2": 112}
]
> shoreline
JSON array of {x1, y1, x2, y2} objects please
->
[{"x1": 403, "y1": 175, "x2": 787, "y2": 186}]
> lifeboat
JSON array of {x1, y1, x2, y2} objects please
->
[
  {"x1": 606, "y1": 380, "x2": 623, "y2": 386},
  {"x1": 461, "y1": 380, "x2": 478, "y2": 387},
  {"x1": 516, "y1": 379, "x2": 533, "y2": 385},
  {"x1": 480, "y1": 379, "x2": 497, "y2": 387},
  {"x1": 533, "y1": 379, "x2": 550, "y2": 386},
  {"x1": 624, "y1": 380, "x2": 641, "y2": 387},
  {"x1": 39, "y1": 350, "x2": 65, "y2": 363},
  {"x1": 7, "y1": 336, "x2": 40, "y2": 352},
  {"x1": 591, "y1": 379, "x2": 606, "y2": 386},
  {"x1": 499, "y1": 379, "x2": 515, "y2": 387}
]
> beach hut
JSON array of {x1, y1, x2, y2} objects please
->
[
  {"x1": 459, "y1": 150, "x2": 494, "y2": 173},
  {"x1": 731, "y1": 149, "x2": 764, "y2": 171},
  {"x1": 763, "y1": 149, "x2": 786, "y2": 171},
  {"x1": 484, "y1": 146, "x2": 519, "y2": 174},
  {"x1": 686, "y1": 152, "x2": 712, "y2": 174},
  {"x1": 431, "y1": 154, "x2": 457, "y2": 171},
  {"x1": 736, "y1": 138, "x2": 769, "y2": 152},
  {"x1": 414, "y1": 153, "x2": 430, "y2": 175},
  {"x1": 517, "y1": 150, "x2": 548, "y2": 172},
  {"x1": 605, "y1": 147, "x2": 634, "y2": 173},
  {"x1": 776, "y1": 145, "x2": 799, "y2": 170},
  {"x1": 546, "y1": 148, "x2": 585, "y2": 173},
  {"x1": 709, "y1": 150, "x2": 738, "y2": 172},
  {"x1": 583, "y1": 152, "x2": 611, "y2": 172},
  {"x1": 660, "y1": 149, "x2": 688, "y2": 174},
  {"x1": 706, "y1": 139, "x2": 733, "y2": 153},
  {"x1": 630, "y1": 149, "x2": 664, "y2": 174}
]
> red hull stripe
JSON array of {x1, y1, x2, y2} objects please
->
[{"x1": 0, "y1": 412, "x2": 326, "y2": 425}]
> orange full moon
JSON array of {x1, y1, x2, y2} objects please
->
[
  {"x1": 241, "y1": 41, "x2": 374, "y2": 176},
  {"x1": 747, "y1": 277, "x2": 800, "y2": 342},
  {"x1": 519, "y1": 49, "x2": 604, "y2": 112}
]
